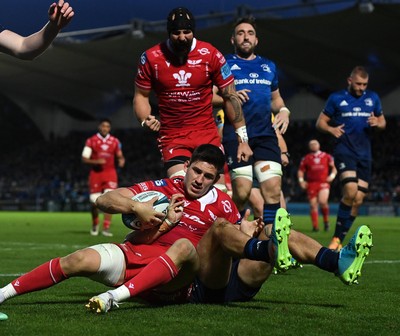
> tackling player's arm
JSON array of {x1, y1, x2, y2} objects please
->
[{"x1": 133, "y1": 85, "x2": 160, "y2": 131}]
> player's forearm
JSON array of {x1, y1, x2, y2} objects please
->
[
  {"x1": 17, "y1": 22, "x2": 59, "y2": 60},
  {"x1": 377, "y1": 116, "x2": 386, "y2": 130},
  {"x1": 96, "y1": 190, "x2": 135, "y2": 214}
]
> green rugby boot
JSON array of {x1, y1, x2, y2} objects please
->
[
  {"x1": 271, "y1": 208, "x2": 293, "y2": 272},
  {"x1": 338, "y1": 225, "x2": 373, "y2": 285}
]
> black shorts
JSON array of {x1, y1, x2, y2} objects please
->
[
  {"x1": 334, "y1": 153, "x2": 371, "y2": 183},
  {"x1": 189, "y1": 260, "x2": 261, "y2": 304},
  {"x1": 224, "y1": 136, "x2": 281, "y2": 170}
]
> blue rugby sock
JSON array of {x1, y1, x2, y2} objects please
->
[
  {"x1": 244, "y1": 238, "x2": 270, "y2": 263},
  {"x1": 263, "y1": 203, "x2": 280, "y2": 225},
  {"x1": 315, "y1": 247, "x2": 339, "y2": 273},
  {"x1": 334, "y1": 202, "x2": 352, "y2": 241}
]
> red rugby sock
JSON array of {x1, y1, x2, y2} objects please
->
[
  {"x1": 124, "y1": 254, "x2": 178, "y2": 297},
  {"x1": 12, "y1": 257, "x2": 67, "y2": 294}
]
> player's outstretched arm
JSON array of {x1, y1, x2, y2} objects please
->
[{"x1": 0, "y1": 1, "x2": 74, "y2": 60}]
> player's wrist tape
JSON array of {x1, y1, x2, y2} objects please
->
[
  {"x1": 164, "y1": 217, "x2": 179, "y2": 227},
  {"x1": 279, "y1": 107, "x2": 291, "y2": 116},
  {"x1": 235, "y1": 126, "x2": 249, "y2": 143},
  {"x1": 282, "y1": 152, "x2": 290, "y2": 158},
  {"x1": 298, "y1": 177, "x2": 304, "y2": 183},
  {"x1": 141, "y1": 120, "x2": 146, "y2": 127},
  {"x1": 329, "y1": 173, "x2": 336, "y2": 179}
]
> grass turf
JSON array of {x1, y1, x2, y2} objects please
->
[{"x1": 0, "y1": 211, "x2": 399, "y2": 335}]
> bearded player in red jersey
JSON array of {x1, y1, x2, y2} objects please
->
[
  {"x1": 82, "y1": 118, "x2": 125, "y2": 237},
  {"x1": 298, "y1": 139, "x2": 337, "y2": 232},
  {"x1": 134, "y1": 7, "x2": 252, "y2": 191}
]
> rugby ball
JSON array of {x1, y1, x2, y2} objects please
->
[{"x1": 122, "y1": 190, "x2": 169, "y2": 230}]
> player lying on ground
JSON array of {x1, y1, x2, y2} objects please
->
[{"x1": 0, "y1": 145, "x2": 373, "y2": 311}]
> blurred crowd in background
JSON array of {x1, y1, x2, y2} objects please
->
[{"x1": 1, "y1": 115, "x2": 399, "y2": 211}]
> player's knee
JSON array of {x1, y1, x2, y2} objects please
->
[
  {"x1": 254, "y1": 161, "x2": 282, "y2": 183},
  {"x1": 232, "y1": 189, "x2": 250, "y2": 207},
  {"x1": 60, "y1": 249, "x2": 92, "y2": 274},
  {"x1": 171, "y1": 238, "x2": 197, "y2": 263}
]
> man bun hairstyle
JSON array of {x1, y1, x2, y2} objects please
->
[{"x1": 167, "y1": 7, "x2": 195, "y2": 34}]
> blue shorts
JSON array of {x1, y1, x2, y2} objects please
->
[
  {"x1": 334, "y1": 153, "x2": 371, "y2": 183},
  {"x1": 223, "y1": 136, "x2": 281, "y2": 170},
  {"x1": 189, "y1": 260, "x2": 261, "y2": 303}
]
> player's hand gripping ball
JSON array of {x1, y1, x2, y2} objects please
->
[{"x1": 122, "y1": 191, "x2": 169, "y2": 230}]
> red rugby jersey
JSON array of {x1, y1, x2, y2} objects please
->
[{"x1": 135, "y1": 38, "x2": 234, "y2": 134}]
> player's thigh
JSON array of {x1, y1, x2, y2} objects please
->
[
  {"x1": 196, "y1": 227, "x2": 233, "y2": 289},
  {"x1": 317, "y1": 186, "x2": 330, "y2": 204}
]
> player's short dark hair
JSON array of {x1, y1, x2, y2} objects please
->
[
  {"x1": 99, "y1": 118, "x2": 112, "y2": 125},
  {"x1": 232, "y1": 16, "x2": 257, "y2": 35},
  {"x1": 167, "y1": 7, "x2": 195, "y2": 34},
  {"x1": 189, "y1": 144, "x2": 225, "y2": 174}
]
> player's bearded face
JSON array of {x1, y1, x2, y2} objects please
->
[
  {"x1": 232, "y1": 23, "x2": 258, "y2": 59},
  {"x1": 184, "y1": 161, "x2": 218, "y2": 199},
  {"x1": 348, "y1": 75, "x2": 368, "y2": 97},
  {"x1": 170, "y1": 30, "x2": 193, "y2": 56}
]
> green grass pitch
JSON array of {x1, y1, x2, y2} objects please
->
[{"x1": 0, "y1": 211, "x2": 399, "y2": 335}]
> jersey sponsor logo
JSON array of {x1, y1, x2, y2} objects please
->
[
  {"x1": 221, "y1": 200, "x2": 233, "y2": 214},
  {"x1": 234, "y1": 78, "x2": 271, "y2": 85},
  {"x1": 339, "y1": 100, "x2": 348, "y2": 106},
  {"x1": 221, "y1": 63, "x2": 232, "y2": 80},
  {"x1": 197, "y1": 47, "x2": 210, "y2": 55},
  {"x1": 173, "y1": 70, "x2": 192, "y2": 87},
  {"x1": 261, "y1": 64, "x2": 271, "y2": 72},
  {"x1": 364, "y1": 98, "x2": 373, "y2": 106},
  {"x1": 140, "y1": 52, "x2": 147, "y2": 65},
  {"x1": 230, "y1": 64, "x2": 241, "y2": 70},
  {"x1": 249, "y1": 72, "x2": 259, "y2": 78},
  {"x1": 188, "y1": 59, "x2": 202, "y2": 66},
  {"x1": 154, "y1": 179, "x2": 167, "y2": 187}
]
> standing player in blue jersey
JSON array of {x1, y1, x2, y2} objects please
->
[
  {"x1": 214, "y1": 16, "x2": 291, "y2": 227},
  {"x1": 316, "y1": 66, "x2": 386, "y2": 250}
]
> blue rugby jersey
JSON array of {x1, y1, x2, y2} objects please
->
[
  {"x1": 323, "y1": 89, "x2": 383, "y2": 160},
  {"x1": 222, "y1": 54, "x2": 279, "y2": 142}
]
